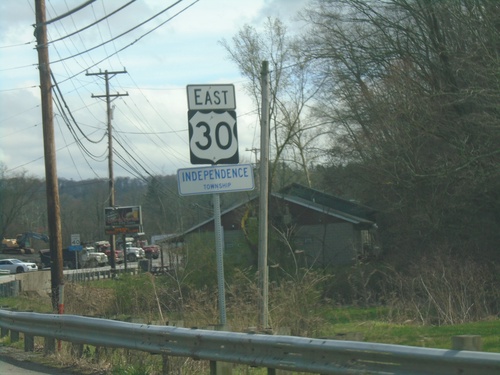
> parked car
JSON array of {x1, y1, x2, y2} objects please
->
[
  {"x1": 0, "y1": 258, "x2": 38, "y2": 274},
  {"x1": 143, "y1": 245, "x2": 160, "y2": 259}
]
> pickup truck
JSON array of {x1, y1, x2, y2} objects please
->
[
  {"x1": 94, "y1": 241, "x2": 124, "y2": 264},
  {"x1": 125, "y1": 244, "x2": 145, "y2": 262}
]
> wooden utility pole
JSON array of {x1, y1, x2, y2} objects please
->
[
  {"x1": 87, "y1": 70, "x2": 128, "y2": 270},
  {"x1": 34, "y1": 0, "x2": 64, "y2": 313},
  {"x1": 258, "y1": 61, "x2": 270, "y2": 330}
]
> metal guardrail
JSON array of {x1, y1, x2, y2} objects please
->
[
  {"x1": 0, "y1": 266, "x2": 140, "y2": 298},
  {"x1": 62, "y1": 265, "x2": 138, "y2": 282},
  {"x1": 0, "y1": 310, "x2": 499, "y2": 374}
]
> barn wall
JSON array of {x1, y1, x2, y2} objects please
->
[
  {"x1": 184, "y1": 229, "x2": 255, "y2": 268},
  {"x1": 294, "y1": 223, "x2": 362, "y2": 266}
]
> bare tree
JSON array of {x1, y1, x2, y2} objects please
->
[
  {"x1": 301, "y1": 0, "x2": 500, "y2": 260},
  {"x1": 221, "y1": 17, "x2": 327, "y2": 188},
  {"x1": 0, "y1": 168, "x2": 46, "y2": 239}
]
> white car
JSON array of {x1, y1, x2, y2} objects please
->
[{"x1": 0, "y1": 259, "x2": 38, "y2": 274}]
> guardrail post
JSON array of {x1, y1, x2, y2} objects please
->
[
  {"x1": 162, "y1": 352, "x2": 170, "y2": 375},
  {"x1": 96, "y1": 346, "x2": 101, "y2": 361},
  {"x1": 1, "y1": 326, "x2": 9, "y2": 337},
  {"x1": 71, "y1": 342, "x2": 84, "y2": 357},
  {"x1": 452, "y1": 335, "x2": 482, "y2": 351},
  {"x1": 10, "y1": 329, "x2": 19, "y2": 343},
  {"x1": 271, "y1": 327, "x2": 291, "y2": 375},
  {"x1": 209, "y1": 324, "x2": 232, "y2": 375},
  {"x1": 161, "y1": 320, "x2": 184, "y2": 374},
  {"x1": 44, "y1": 336, "x2": 56, "y2": 354},
  {"x1": 24, "y1": 333, "x2": 34, "y2": 352}
]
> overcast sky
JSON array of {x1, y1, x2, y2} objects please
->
[{"x1": 0, "y1": 0, "x2": 306, "y2": 181}]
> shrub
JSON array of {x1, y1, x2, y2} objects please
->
[{"x1": 381, "y1": 250, "x2": 498, "y2": 325}]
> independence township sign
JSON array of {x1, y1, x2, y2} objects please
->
[{"x1": 177, "y1": 164, "x2": 254, "y2": 196}]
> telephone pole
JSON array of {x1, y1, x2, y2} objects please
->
[
  {"x1": 258, "y1": 61, "x2": 270, "y2": 330},
  {"x1": 34, "y1": 0, "x2": 64, "y2": 313},
  {"x1": 87, "y1": 70, "x2": 128, "y2": 271}
]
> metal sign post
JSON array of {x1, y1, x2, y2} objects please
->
[
  {"x1": 68, "y1": 234, "x2": 82, "y2": 270},
  {"x1": 213, "y1": 193, "x2": 227, "y2": 325},
  {"x1": 177, "y1": 164, "x2": 254, "y2": 326}
]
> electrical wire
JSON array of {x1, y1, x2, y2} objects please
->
[
  {"x1": 0, "y1": 41, "x2": 35, "y2": 49},
  {"x1": 49, "y1": 0, "x2": 185, "y2": 64},
  {"x1": 46, "y1": 1, "x2": 99, "y2": 74},
  {"x1": 85, "y1": 3, "x2": 192, "y2": 177},
  {"x1": 5, "y1": 0, "x2": 232, "y2": 182},
  {"x1": 117, "y1": 98, "x2": 188, "y2": 164},
  {"x1": 58, "y1": 0, "x2": 200, "y2": 83},
  {"x1": 50, "y1": 71, "x2": 107, "y2": 144},
  {"x1": 112, "y1": 132, "x2": 158, "y2": 178},
  {"x1": 46, "y1": 1, "x2": 136, "y2": 45},
  {"x1": 54, "y1": 114, "x2": 84, "y2": 180},
  {"x1": 0, "y1": 85, "x2": 38, "y2": 92},
  {"x1": 38, "y1": 0, "x2": 96, "y2": 26},
  {"x1": 44, "y1": 2, "x2": 180, "y2": 179},
  {"x1": 52, "y1": 87, "x2": 107, "y2": 162}
]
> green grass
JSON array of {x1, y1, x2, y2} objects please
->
[
  {"x1": 0, "y1": 295, "x2": 53, "y2": 313},
  {"x1": 318, "y1": 306, "x2": 500, "y2": 352}
]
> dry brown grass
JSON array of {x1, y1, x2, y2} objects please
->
[{"x1": 63, "y1": 283, "x2": 116, "y2": 317}]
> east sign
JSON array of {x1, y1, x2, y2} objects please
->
[{"x1": 186, "y1": 84, "x2": 236, "y2": 110}]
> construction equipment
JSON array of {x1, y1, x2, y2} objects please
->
[{"x1": 1, "y1": 232, "x2": 49, "y2": 255}]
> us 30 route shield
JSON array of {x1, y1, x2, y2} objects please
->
[{"x1": 188, "y1": 110, "x2": 239, "y2": 165}]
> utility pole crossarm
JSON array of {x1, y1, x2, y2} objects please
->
[
  {"x1": 87, "y1": 70, "x2": 129, "y2": 100},
  {"x1": 91, "y1": 93, "x2": 129, "y2": 99},
  {"x1": 86, "y1": 69, "x2": 127, "y2": 77}
]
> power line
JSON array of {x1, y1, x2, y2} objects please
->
[
  {"x1": 58, "y1": 0, "x2": 200, "y2": 83},
  {"x1": 46, "y1": 1, "x2": 136, "y2": 45},
  {"x1": 37, "y1": 0, "x2": 96, "y2": 26},
  {"x1": 44, "y1": 1, "x2": 194, "y2": 178},
  {"x1": 51, "y1": 92, "x2": 107, "y2": 162},
  {"x1": 0, "y1": 41, "x2": 35, "y2": 49},
  {"x1": 0, "y1": 85, "x2": 38, "y2": 92},
  {"x1": 51, "y1": 71, "x2": 107, "y2": 144},
  {"x1": 54, "y1": 114, "x2": 83, "y2": 180},
  {"x1": 5, "y1": 0, "x2": 219, "y2": 182},
  {"x1": 49, "y1": 0, "x2": 185, "y2": 64}
]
